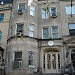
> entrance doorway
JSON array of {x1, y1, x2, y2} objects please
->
[{"x1": 44, "y1": 52, "x2": 60, "y2": 73}]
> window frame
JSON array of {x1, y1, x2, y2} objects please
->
[
  {"x1": 42, "y1": 8, "x2": 49, "y2": 19},
  {"x1": 16, "y1": 23, "x2": 24, "y2": 35},
  {"x1": 29, "y1": 24, "x2": 35, "y2": 37},
  {"x1": 51, "y1": 26, "x2": 59, "y2": 39},
  {"x1": 18, "y1": 3, "x2": 25, "y2": 12},
  {"x1": 50, "y1": 7, "x2": 57, "y2": 17},
  {"x1": 13, "y1": 51, "x2": 22, "y2": 69},
  {"x1": 68, "y1": 23, "x2": 75, "y2": 36},
  {"x1": 0, "y1": 13, "x2": 4, "y2": 22},
  {"x1": 30, "y1": 4, "x2": 35, "y2": 16},
  {"x1": 28, "y1": 51, "x2": 35, "y2": 68},
  {"x1": 42, "y1": 27, "x2": 49, "y2": 39},
  {"x1": 65, "y1": 5, "x2": 75, "y2": 15}
]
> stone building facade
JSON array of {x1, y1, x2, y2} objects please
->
[
  {"x1": 0, "y1": 3, "x2": 12, "y2": 75},
  {"x1": 6, "y1": 0, "x2": 75, "y2": 75},
  {"x1": 0, "y1": 3, "x2": 12, "y2": 66}
]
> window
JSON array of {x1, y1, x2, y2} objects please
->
[
  {"x1": 42, "y1": 28, "x2": 49, "y2": 39},
  {"x1": 28, "y1": 51, "x2": 35, "y2": 67},
  {"x1": 18, "y1": 3, "x2": 25, "y2": 12},
  {"x1": 68, "y1": 23, "x2": 75, "y2": 36},
  {"x1": 0, "y1": 31, "x2": 2, "y2": 43},
  {"x1": 52, "y1": 26, "x2": 58, "y2": 39},
  {"x1": 0, "y1": 13, "x2": 4, "y2": 22},
  {"x1": 30, "y1": 5, "x2": 35, "y2": 16},
  {"x1": 50, "y1": 7, "x2": 57, "y2": 17},
  {"x1": 29, "y1": 24, "x2": 35, "y2": 37},
  {"x1": 13, "y1": 52, "x2": 22, "y2": 69},
  {"x1": 16, "y1": 23, "x2": 24, "y2": 35},
  {"x1": 65, "y1": 5, "x2": 75, "y2": 14},
  {"x1": 42, "y1": 8, "x2": 48, "y2": 19},
  {"x1": 12, "y1": 9, "x2": 14, "y2": 18}
]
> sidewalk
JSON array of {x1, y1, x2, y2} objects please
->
[{"x1": 29, "y1": 73, "x2": 61, "y2": 75}]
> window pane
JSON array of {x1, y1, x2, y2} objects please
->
[
  {"x1": 0, "y1": 32, "x2": 2, "y2": 42},
  {"x1": 69, "y1": 23, "x2": 75, "y2": 29},
  {"x1": 29, "y1": 32, "x2": 34, "y2": 37},
  {"x1": 65, "y1": 5, "x2": 75, "y2": 14},
  {"x1": 30, "y1": 5, "x2": 35, "y2": 16},
  {"x1": 17, "y1": 24, "x2": 24, "y2": 34},
  {"x1": 42, "y1": 9, "x2": 48, "y2": 19},
  {"x1": 19, "y1": 3, "x2": 25, "y2": 11},
  {"x1": 69, "y1": 23, "x2": 75, "y2": 36},
  {"x1": 0, "y1": 14, "x2": 4, "y2": 22},
  {"x1": 29, "y1": 24, "x2": 35, "y2": 37},
  {"x1": 15, "y1": 52, "x2": 22, "y2": 58},
  {"x1": 52, "y1": 26, "x2": 58, "y2": 33},
  {"x1": 52, "y1": 26, "x2": 58, "y2": 38},
  {"x1": 28, "y1": 51, "x2": 34, "y2": 66},
  {"x1": 51, "y1": 8, "x2": 56, "y2": 13},
  {"x1": 53, "y1": 33, "x2": 58, "y2": 38},
  {"x1": 43, "y1": 28, "x2": 49, "y2": 39},
  {"x1": 14, "y1": 52, "x2": 22, "y2": 61}
]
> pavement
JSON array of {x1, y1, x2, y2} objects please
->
[{"x1": 29, "y1": 73, "x2": 61, "y2": 75}]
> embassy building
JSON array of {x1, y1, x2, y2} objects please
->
[{"x1": 6, "y1": 0, "x2": 75, "y2": 75}]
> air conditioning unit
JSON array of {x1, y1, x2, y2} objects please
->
[
  {"x1": 51, "y1": 13, "x2": 57, "y2": 18},
  {"x1": 13, "y1": 61, "x2": 22, "y2": 69},
  {"x1": 16, "y1": 32, "x2": 23, "y2": 36},
  {"x1": 18, "y1": 9, "x2": 23, "y2": 15}
]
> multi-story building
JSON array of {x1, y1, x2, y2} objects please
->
[
  {"x1": 0, "y1": 2, "x2": 12, "y2": 65},
  {"x1": 6, "y1": 0, "x2": 75, "y2": 75}
]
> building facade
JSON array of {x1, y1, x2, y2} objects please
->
[
  {"x1": 0, "y1": 3, "x2": 12, "y2": 65},
  {"x1": 6, "y1": 0, "x2": 75, "y2": 75},
  {"x1": 0, "y1": 3, "x2": 12, "y2": 75}
]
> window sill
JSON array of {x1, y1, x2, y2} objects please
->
[{"x1": 29, "y1": 65, "x2": 35, "y2": 68}]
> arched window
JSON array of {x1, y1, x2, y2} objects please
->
[{"x1": 0, "y1": 31, "x2": 2, "y2": 43}]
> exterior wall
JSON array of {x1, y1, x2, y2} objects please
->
[
  {"x1": 6, "y1": 37, "x2": 39, "y2": 75},
  {"x1": 0, "y1": 4, "x2": 12, "y2": 62},
  {"x1": 6, "y1": 0, "x2": 75, "y2": 75}
]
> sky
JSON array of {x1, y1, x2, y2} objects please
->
[{"x1": 0, "y1": 0, "x2": 12, "y2": 4}]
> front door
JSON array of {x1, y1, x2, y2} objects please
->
[{"x1": 45, "y1": 52, "x2": 60, "y2": 73}]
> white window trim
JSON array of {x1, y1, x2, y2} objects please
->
[
  {"x1": 28, "y1": 51, "x2": 35, "y2": 67},
  {"x1": 18, "y1": 3, "x2": 25, "y2": 12},
  {"x1": 30, "y1": 4, "x2": 35, "y2": 16},
  {"x1": 16, "y1": 23, "x2": 24, "y2": 35},
  {"x1": 41, "y1": 8, "x2": 49, "y2": 19},
  {"x1": 42, "y1": 27, "x2": 49, "y2": 39},
  {"x1": 51, "y1": 26, "x2": 59, "y2": 39},
  {"x1": 29, "y1": 24, "x2": 35, "y2": 37},
  {"x1": 65, "y1": 5, "x2": 75, "y2": 15},
  {"x1": 50, "y1": 7, "x2": 57, "y2": 17}
]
